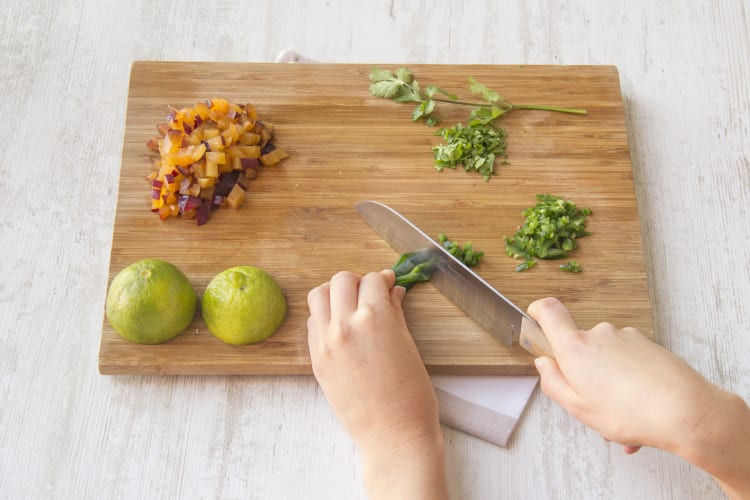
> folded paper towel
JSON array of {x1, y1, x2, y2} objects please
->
[
  {"x1": 275, "y1": 48, "x2": 540, "y2": 446},
  {"x1": 432, "y1": 375, "x2": 538, "y2": 446}
]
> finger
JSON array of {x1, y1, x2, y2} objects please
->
[
  {"x1": 534, "y1": 356, "x2": 578, "y2": 410},
  {"x1": 380, "y1": 269, "x2": 396, "y2": 288},
  {"x1": 329, "y1": 271, "x2": 360, "y2": 320},
  {"x1": 380, "y1": 268, "x2": 404, "y2": 311},
  {"x1": 307, "y1": 283, "x2": 332, "y2": 350},
  {"x1": 527, "y1": 297, "x2": 580, "y2": 352},
  {"x1": 306, "y1": 315, "x2": 320, "y2": 359},
  {"x1": 307, "y1": 282, "x2": 331, "y2": 325},
  {"x1": 358, "y1": 270, "x2": 392, "y2": 308},
  {"x1": 622, "y1": 445, "x2": 642, "y2": 455}
]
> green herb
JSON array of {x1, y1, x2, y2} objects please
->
[
  {"x1": 368, "y1": 68, "x2": 586, "y2": 125},
  {"x1": 559, "y1": 261, "x2": 582, "y2": 273},
  {"x1": 368, "y1": 67, "x2": 586, "y2": 180},
  {"x1": 505, "y1": 194, "x2": 592, "y2": 272},
  {"x1": 438, "y1": 233, "x2": 484, "y2": 266},
  {"x1": 433, "y1": 123, "x2": 508, "y2": 181},
  {"x1": 393, "y1": 234, "x2": 484, "y2": 291},
  {"x1": 515, "y1": 260, "x2": 537, "y2": 272}
]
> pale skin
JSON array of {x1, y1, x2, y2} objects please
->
[{"x1": 307, "y1": 270, "x2": 750, "y2": 500}]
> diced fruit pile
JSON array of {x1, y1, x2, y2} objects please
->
[{"x1": 146, "y1": 97, "x2": 289, "y2": 225}]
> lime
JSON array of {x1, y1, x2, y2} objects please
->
[
  {"x1": 105, "y1": 259, "x2": 197, "y2": 344},
  {"x1": 202, "y1": 266, "x2": 286, "y2": 345}
]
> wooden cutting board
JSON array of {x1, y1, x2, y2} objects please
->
[{"x1": 99, "y1": 61, "x2": 652, "y2": 375}]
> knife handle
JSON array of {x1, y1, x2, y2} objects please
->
[{"x1": 520, "y1": 317, "x2": 555, "y2": 359}]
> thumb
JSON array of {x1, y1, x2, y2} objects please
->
[
  {"x1": 527, "y1": 297, "x2": 580, "y2": 354},
  {"x1": 534, "y1": 356, "x2": 577, "y2": 409}
]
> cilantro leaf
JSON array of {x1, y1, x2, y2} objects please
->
[
  {"x1": 369, "y1": 80, "x2": 406, "y2": 99},
  {"x1": 393, "y1": 67, "x2": 414, "y2": 84},
  {"x1": 369, "y1": 67, "x2": 398, "y2": 82},
  {"x1": 468, "y1": 76, "x2": 505, "y2": 104}
]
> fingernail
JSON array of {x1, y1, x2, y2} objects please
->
[{"x1": 534, "y1": 357, "x2": 548, "y2": 370}]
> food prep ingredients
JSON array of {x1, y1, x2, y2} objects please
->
[
  {"x1": 105, "y1": 259, "x2": 197, "y2": 344},
  {"x1": 368, "y1": 67, "x2": 586, "y2": 180},
  {"x1": 146, "y1": 98, "x2": 289, "y2": 225},
  {"x1": 201, "y1": 266, "x2": 287, "y2": 345},
  {"x1": 505, "y1": 194, "x2": 592, "y2": 272},
  {"x1": 393, "y1": 234, "x2": 484, "y2": 291},
  {"x1": 559, "y1": 261, "x2": 582, "y2": 273},
  {"x1": 433, "y1": 123, "x2": 508, "y2": 181}
]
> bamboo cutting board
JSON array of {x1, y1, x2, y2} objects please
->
[{"x1": 99, "y1": 61, "x2": 652, "y2": 375}]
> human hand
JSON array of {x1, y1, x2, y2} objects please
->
[
  {"x1": 528, "y1": 297, "x2": 722, "y2": 455},
  {"x1": 307, "y1": 270, "x2": 448, "y2": 499}
]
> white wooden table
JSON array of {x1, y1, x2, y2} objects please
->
[{"x1": 2, "y1": 1, "x2": 748, "y2": 498}]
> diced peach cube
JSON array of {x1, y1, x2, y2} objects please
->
[
  {"x1": 244, "y1": 103, "x2": 258, "y2": 121},
  {"x1": 205, "y1": 152, "x2": 226, "y2": 164},
  {"x1": 194, "y1": 102, "x2": 210, "y2": 121},
  {"x1": 260, "y1": 147, "x2": 289, "y2": 166},
  {"x1": 205, "y1": 160, "x2": 218, "y2": 178},
  {"x1": 239, "y1": 146, "x2": 260, "y2": 158},
  {"x1": 205, "y1": 135, "x2": 224, "y2": 152},
  {"x1": 238, "y1": 132, "x2": 260, "y2": 146},
  {"x1": 161, "y1": 129, "x2": 183, "y2": 154},
  {"x1": 210, "y1": 97, "x2": 229, "y2": 115},
  {"x1": 158, "y1": 204, "x2": 171, "y2": 220},
  {"x1": 226, "y1": 183, "x2": 245, "y2": 209},
  {"x1": 202, "y1": 128, "x2": 220, "y2": 139}
]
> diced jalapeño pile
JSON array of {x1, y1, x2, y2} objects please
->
[{"x1": 505, "y1": 194, "x2": 592, "y2": 272}]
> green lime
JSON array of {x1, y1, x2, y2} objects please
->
[
  {"x1": 202, "y1": 266, "x2": 286, "y2": 345},
  {"x1": 105, "y1": 259, "x2": 197, "y2": 344}
]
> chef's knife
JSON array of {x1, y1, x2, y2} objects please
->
[{"x1": 355, "y1": 200, "x2": 554, "y2": 358}]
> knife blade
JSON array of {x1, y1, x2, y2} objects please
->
[{"x1": 355, "y1": 200, "x2": 554, "y2": 358}]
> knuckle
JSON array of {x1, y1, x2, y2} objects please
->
[
  {"x1": 329, "y1": 320, "x2": 353, "y2": 345},
  {"x1": 354, "y1": 304, "x2": 377, "y2": 325},
  {"x1": 591, "y1": 321, "x2": 617, "y2": 333},
  {"x1": 621, "y1": 326, "x2": 641, "y2": 337},
  {"x1": 528, "y1": 297, "x2": 559, "y2": 318},
  {"x1": 331, "y1": 270, "x2": 358, "y2": 284}
]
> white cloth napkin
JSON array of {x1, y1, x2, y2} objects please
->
[{"x1": 276, "y1": 48, "x2": 539, "y2": 447}]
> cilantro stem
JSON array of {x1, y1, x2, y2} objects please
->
[
  {"x1": 431, "y1": 97, "x2": 493, "y2": 107},
  {"x1": 512, "y1": 104, "x2": 587, "y2": 115},
  {"x1": 432, "y1": 98, "x2": 587, "y2": 115}
]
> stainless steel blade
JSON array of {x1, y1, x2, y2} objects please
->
[{"x1": 355, "y1": 200, "x2": 539, "y2": 347}]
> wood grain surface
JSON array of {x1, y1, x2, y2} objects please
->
[
  {"x1": 99, "y1": 61, "x2": 650, "y2": 375},
  {"x1": 4, "y1": 1, "x2": 748, "y2": 498}
]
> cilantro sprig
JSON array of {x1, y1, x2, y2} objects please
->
[
  {"x1": 368, "y1": 67, "x2": 586, "y2": 181},
  {"x1": 505, "y1": 194, "x2": 592, "y2": 272},
  {"x1": 369, "y1": 68, "x2": 586, "y2": 125}
]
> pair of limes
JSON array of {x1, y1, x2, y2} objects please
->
[{"x1": 105, "y1": 259, "x2": 286, "y2": 345}]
